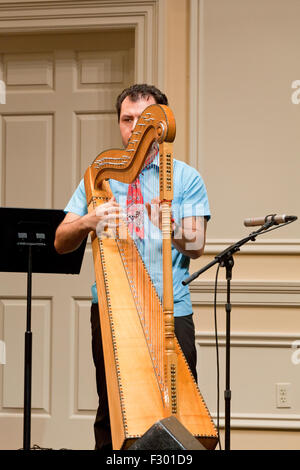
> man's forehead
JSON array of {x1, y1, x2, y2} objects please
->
[{"x1": 120, "y1": 95, "x2": 156, "y2": 114}]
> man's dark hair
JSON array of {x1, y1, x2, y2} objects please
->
[{"x1": 116, "y1": 84, "x2": 168, "y2": 122}]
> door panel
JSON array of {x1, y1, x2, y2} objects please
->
[{"x1": 0, "y1": 30, "x2": 134, "y2": 450}]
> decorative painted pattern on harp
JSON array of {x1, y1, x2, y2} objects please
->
[{"x1": 84, "y1": 104, "x2": 218, "y2": 450}]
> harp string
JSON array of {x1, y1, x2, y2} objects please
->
[{"x1": 103, "y1": 163, "x2": 167, "y2": 397}]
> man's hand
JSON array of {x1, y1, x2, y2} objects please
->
[
  {"x1": 94, "y1": 197, "x2": 125, "y2": 239},
  {"x1": 145, "y1": 198, "x2": 206, "y2": 259},
  {"x1": 54, "y1": 197, "x2": 124, "y2": 254},
  {"x1": 145, "y1": 197, "x2": 162, "y2": 230}
]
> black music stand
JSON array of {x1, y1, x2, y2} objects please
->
[{"x1": 0, "y1": 207, "x2": 87, "y2": 451}]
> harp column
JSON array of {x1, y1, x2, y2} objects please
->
[{"x1": 159, "y1": 141, "x2": 177, "y2": 416}]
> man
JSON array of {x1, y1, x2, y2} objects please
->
[{"x1": 54, "y1": 83, "x2": 210, "y2": 450}]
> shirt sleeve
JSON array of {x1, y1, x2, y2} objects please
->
[
  {"x1": 64, "y1": 179, "x2": 88, "y2": 217},
  {"x1": 177, "y1": 163, "x2": 211, "y2": 221}
]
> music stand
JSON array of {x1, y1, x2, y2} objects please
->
[{"x1": 0, "y1": 207, "x2": 87, "y2": 451}]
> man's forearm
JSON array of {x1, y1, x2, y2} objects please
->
[
  {"x1": 171, "y1": 217, "x2": 207, "y2": 259},
  {"x1": 54, "y1": 198, "x2": 123, "y2": 254},
  {"x1": 54, "y1": 215, "x2": 90, "y2": 254}
]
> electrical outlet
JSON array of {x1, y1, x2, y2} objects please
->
[{"x1": 276, "y1": 383, "x2": 291, "y2": 408}]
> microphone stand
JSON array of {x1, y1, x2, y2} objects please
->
[{"x1": 182, "y1": 216, "x2": 296, "y2": 450}]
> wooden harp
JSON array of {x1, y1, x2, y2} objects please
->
[{"x1": 84, "y1": 104, "x2": 217, "y2": 450}]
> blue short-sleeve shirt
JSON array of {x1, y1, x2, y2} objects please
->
[{"x1": 65, "y1": 157, "x2": 210, "y2": 317}]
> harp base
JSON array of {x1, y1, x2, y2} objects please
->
[{"x1": 127, "y1": 416, "x2": 207, "y2": 451}]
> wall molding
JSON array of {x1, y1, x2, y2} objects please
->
[
  {"x1": 190, "y1": 280, "x2": 300, "y2": 307},
  {"x1": 196, "y1": 330, "x2": 300, "y2": 430},
  {"x1": 196, "y1": 331, "x2": 300, "y2": 348},
  {"x1": 205, "y1": 238, "x2": 300, "y2": 255},
  {"x1": 212, "y1": 413, "x2": 300, "y2": 431},
  {"x1": 189, "y1": 0, "x2": 299, "y2": 254},
  {"x1": 0, "y1": 0, "x2": 163, "y2": 86},
  {"x1": 189, "y1": 0, "x2": 201, "y2": 171}
]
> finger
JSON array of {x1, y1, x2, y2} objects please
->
[
  {"x1": 96, "y1": 205, "x2": 124, "y2": 217},
  {"x1": 95, "y1": 219, "x2": 120, "y2": 237},
  {"x1": 97, "y1": 197, "x2": 118, "y2": 210},
  {"x1": 104, "y1": 213, "x2": 126, "y2": 222},
  {"x1": 151, "y1": 197, "x2": 160, "y2": 205},
  {"x1": 145, "y1": 202, "x2": 151, "y2": 218},
  {"x1": 105, "y1": 206, "x2": 124, "y2": 215}
]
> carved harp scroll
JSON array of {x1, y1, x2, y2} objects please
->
[{"x1": 85, "y1": 104, "x2": 176, "y2": 204}]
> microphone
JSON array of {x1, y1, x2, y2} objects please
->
[{"x1": 244, "y1": 214, "x2": 297, "y2": 227}]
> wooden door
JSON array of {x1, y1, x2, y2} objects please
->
[{"x1": 0, "y1": 30, "x2": 134, "y2": 450}]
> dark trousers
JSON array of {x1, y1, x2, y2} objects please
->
[{"x1": 90, "y1": 302, "x2": 197, "y2": 450}]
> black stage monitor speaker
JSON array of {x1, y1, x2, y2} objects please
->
[{"x1": 128, "y1": 416, "x2": 207, "y2": 450}]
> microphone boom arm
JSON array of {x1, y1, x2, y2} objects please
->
[{"x1": 182, "y1": 215, "x2": 297, "y2": 286}]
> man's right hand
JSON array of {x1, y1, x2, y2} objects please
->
[
  {"x1": 94, "y1": 197, "x2": 125, "y2": 238},
  {"x1": 54, "y1": 197, "x2": 124, "y2": 254}
]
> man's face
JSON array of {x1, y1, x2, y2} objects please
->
[{"x1": 119, "y1": 95, "x2": 157, "y2": 147}]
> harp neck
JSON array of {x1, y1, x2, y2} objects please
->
[{"x1": 84, "y1": 104, "x2": 175, "y2": 205}]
